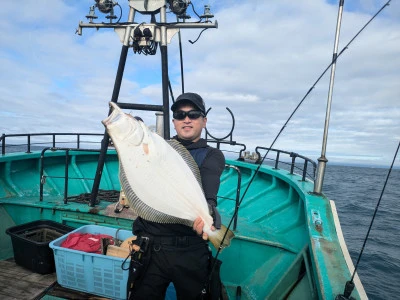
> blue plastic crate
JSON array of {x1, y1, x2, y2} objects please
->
[{"x1": 49, "y1": 225, "x2": 133, "y2": 300}]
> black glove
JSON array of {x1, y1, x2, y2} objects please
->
[{"x1": 208, "y1": 204, "x2": 221, "y2": 230}]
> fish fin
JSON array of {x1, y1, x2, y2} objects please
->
[{"x1": 208, "y1": 224, "x2": 235, "y2": 251}]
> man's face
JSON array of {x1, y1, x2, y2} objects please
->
[{"x1": 172, "y1": 104, "x2": 207, "y2": 142}]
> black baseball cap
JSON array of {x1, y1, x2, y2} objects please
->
[{"x1": 171, "y1": 92, "x2": 206, "y2": 114}]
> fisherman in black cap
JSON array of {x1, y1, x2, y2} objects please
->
[{"x1": 130, "y1": 92, "x2": 225, "y2": 299}]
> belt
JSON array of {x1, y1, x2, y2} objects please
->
[{"x1": 150, "y1": 235, "x2": 205, "y2": 247}]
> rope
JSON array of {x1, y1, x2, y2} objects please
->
[{"x1": 67, "y1": 189, "x2": 120, "y2": 204}]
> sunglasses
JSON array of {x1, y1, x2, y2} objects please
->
[{"x1": 173, "y1": 110, "x2": 204, "y2": 120}]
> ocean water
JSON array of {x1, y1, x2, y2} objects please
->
[{"x1": 323, "y1": 165, "x2": 400, "y2": 300}]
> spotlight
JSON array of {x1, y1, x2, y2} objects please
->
[
  {"x1": 133, "y1": 27, "x2": 143, "y2": 41},
  {"x1": 168, "y1": 0, "x2": 190, "y2": 16},
  {"x1": 143, "y1": 28, "x2": 152, "y2": 40},
  {"x1": 95, "y1": 0, "x2": 116, "y2": 14}
]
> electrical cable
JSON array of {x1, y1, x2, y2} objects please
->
[{"x1": 115, "y1": 3, "x2": 123, "y2": 23}]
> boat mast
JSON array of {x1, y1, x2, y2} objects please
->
[
  {"x1": 160, "y1": 4, "x2": 170, "y2": 139},
  {"x1": 314, "y1": 0, "x2": 345, "y2": 194},
  {"x1": 76, "y1": 0, "x2": 217, "y2": 206}
]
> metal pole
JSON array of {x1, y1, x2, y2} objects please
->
[
  {"x1": 155, "y1": 112, "x2": 164, "y2": 137},
  {"x1": 64, "y1": 150, "x2": 69, "y2": 204},
  {"x1": 1, "y1": 134, "x2": 5, "y2": 155},
  {"x1": 26, "y1": 135, "x2": 31, "y2": 153},
  {"x1": 39, "y1": 148, "x2": 46, "y2": 201},
  {"x1": 177, "y1": 16, "x2": 185, "y2": 94},
  {"x1": 89, "y1": 10, "x2": 135, "y2": 206},
  {"x1": 160, "y1": 5, "x2": 170, "y2": 139},
  {"x1": 314, "y1": 0, "x2": 345, "y2": 194}
]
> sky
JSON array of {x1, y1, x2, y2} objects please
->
[{"x1": 0, "y1": 0, "x2": 399, "y2": 167}]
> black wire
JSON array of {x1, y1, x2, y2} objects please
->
[
  {"x1": 115, "y1": 3, "x2": 123, "y2": 23},
  {"x1": 189, "y1": 2, "x2": 202, "y2": 20},
  {"x1": 189, "y1": 28, "x2": 208, "y2": 44},
  {"x1": 350, "y1": 140, "x2": 400, "y2": 283}
]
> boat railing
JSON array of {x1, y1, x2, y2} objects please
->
[
  {"x1": 254, "y1": 147, "x2": 317, "y2": 181},
  {"x1": 39, "y1": 147, "x2": 104, "y2": 204},
  {"x1": 206, "y1": 139, "x2": 247, "y2": 160},
  {"x1": 219, "y1": 164, "x2": 242, "y2": 231},
  {"x1": 1, "y1": 133, "x2": 104, "y2": 155}
]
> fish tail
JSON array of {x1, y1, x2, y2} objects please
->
[{"x1": 208, "y1": 224, "x2": 235, "y2": 251}]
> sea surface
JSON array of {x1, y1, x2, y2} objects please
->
[{"x1": 323, "y1": 165, "x2": 400, "y2": 300}]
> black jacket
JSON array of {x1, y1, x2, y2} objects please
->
[{"x1": 132, "y1": 137, "x2": 225, "y2": 237}]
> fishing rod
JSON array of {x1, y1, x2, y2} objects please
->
[
  {"x1": 336, "y1": 140, "x2": 400, "y2": 300},
  {"x1": 205, "y1": 0, "x2": 393, "y2": 293},
  {"x1": 213, "y1": 0, "x2": 392, "y2": 260}
]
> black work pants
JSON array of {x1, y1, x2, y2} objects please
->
[{"x1": 130, "y1": 239, "x2": 210, "y2": 300}]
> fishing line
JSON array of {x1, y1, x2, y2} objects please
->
[
  {"x1": 212, "y1": 0, "x2": 392, "y2": 262},
  {"x1": 204, "y1": 0, "x2": 393, "y2": 290},
  {"x1": 336, "y1": 140, "x2": 400, "y2": 299}
]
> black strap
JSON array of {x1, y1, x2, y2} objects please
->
[
  {"x1": 126, "y1": 236, "x2": 151, "y2": 299},
  {"x1": 152, "y1": 235, "x2": 204, "y2": 247}
]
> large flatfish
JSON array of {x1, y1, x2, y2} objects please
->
[{"x1": 102, "y1": 102, "x2": 234, "y2": 250}]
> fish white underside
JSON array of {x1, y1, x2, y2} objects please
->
[
  {"x1": 117, "y1": 123, "x2": 214, "y2": 229},
  {"x1": 103, "y1": 102, "x2": 234, "y2": 249}
]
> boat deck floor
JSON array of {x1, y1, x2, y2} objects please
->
[{"x1": 0, "y1": 259, "x2": 110, "y2": 300}]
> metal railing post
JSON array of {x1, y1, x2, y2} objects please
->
[{"x1": 64, "y1": 150, "x2": 70, "y2": 204}]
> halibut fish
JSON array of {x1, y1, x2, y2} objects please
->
[{"x1": 102, "y1": 102, "x2": 234, "y2": 250}]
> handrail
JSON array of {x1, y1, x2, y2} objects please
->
[
  {"x1": 39, "y1": 147, "x2": 102, "y2": 204},
  {"x1": 219, "y1": 164, "x2": 242, "y2": 231},
  {"x1": 1, "y1": 133, "x2": 104, "y2": 155},
  {"x1": 206, "y1": 139, "x2": 247, "y2": 161},
  {"x1": 254, "y1": 146, "x2": 317, "y2": 181}
]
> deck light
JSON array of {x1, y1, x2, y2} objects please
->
[
  {"x1": 95, "y1": 0, "x2": 116, "y2": 14},
  {"x1": 142, "y1": 28, "x2": 152, "y2": 40},
  {"x1": 84, "y1": 0, "x2": 118, "y2": 21},
  {"x1": 168, "y1": 0, "x2": 190, "y2": 16}
]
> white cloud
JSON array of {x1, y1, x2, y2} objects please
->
[{"x1": 0, "y1": 0, "x2": 399, "y2": 167}]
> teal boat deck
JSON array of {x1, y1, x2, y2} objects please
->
[{"x1": 0, "y1": 150, "x2": 366, "y2": 299}]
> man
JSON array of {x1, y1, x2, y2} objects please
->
[{"x1": 130, "y1": 92, "x2": 225, "y2": 299}]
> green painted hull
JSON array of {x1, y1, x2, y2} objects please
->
[{"x1": 0, "y1": 149, "x2": 366, "y2": 299}]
